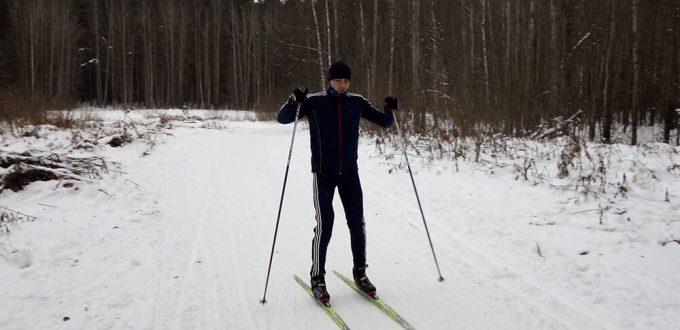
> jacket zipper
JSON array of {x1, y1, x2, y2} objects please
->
[{"x1": 337, "y1": 99, "x2": 343, "y2": 174}]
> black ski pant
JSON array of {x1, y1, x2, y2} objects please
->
[{"x1": 310, "y1": 170, "x2": 366, "y2": 277}]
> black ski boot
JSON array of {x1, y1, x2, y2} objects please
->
[
  {"x1": 353, "y1": 266, "x2": 377, "y2": 298},
  {"x1": 311, "y1": 275, "x2": 331, "y2": 305}
]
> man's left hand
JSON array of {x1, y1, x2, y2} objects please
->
[{"x1": 384, "y1": 96, "x2": 398, "y2": 111}]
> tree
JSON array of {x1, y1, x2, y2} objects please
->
[{"x1": 631, "y1": 0, "x2": 640, "y2": 145}]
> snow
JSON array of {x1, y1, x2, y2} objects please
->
[{"x1": 1, "y1": 110, "x2": 679, "y2": 329}]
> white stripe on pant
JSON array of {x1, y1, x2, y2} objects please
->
[{"x1": 311, "y1": 173, "x2": 323, "y2": 276}]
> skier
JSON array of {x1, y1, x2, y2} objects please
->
[{"x1": 277, "y1": 61, "x2": 398, "y2": 304}]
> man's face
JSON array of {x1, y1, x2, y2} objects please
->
[{"x1": 330, "y1": 79, "x2": 351, "y2": 94}]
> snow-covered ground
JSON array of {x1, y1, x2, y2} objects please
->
[{"x1": 1, "y1": 110, "x2": 679, "y2": 330}]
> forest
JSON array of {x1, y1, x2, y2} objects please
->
[{"x1": 0, "y1": 0, "x2": 678, "y2": 144}]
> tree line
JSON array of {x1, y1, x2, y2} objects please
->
[{"x1": 0, "y1": 0, "x2": 678, "y2": 144}]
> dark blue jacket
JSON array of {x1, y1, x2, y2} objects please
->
[{"x1": 277, "y1": 86, "x2": 394, "y2": 173}]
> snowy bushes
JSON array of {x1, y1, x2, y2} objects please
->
[
  {"x1": 370, "y1": 121, "x2": 679, "y2": 208},
  {"x1": 557, "y1": 136, "x2": 581, "y2": 178}
]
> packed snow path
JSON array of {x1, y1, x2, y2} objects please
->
[{"x1": 2, "y1": 121, "x2": 679, "y2": 329}]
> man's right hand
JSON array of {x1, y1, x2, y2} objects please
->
[{"x1": 292, "y1": 87, "x2": 309, "y2": 104}]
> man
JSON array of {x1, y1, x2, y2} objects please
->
[{"x1": 277, "y1": 61, "x2": 398, "y2": 304}]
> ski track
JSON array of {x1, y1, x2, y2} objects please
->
[
  {"x1": 2, "y1": 121, "x2": 680, "y2": 329},
  {"x1": 147, "y1": 130, "x2": 261, "y2": 330},
  {"x1": 361, "y1": 184, "x2": 579, "y2": 330},
  {"x1": 367, "y1": 179, "x2": 610, "y2": 329}
]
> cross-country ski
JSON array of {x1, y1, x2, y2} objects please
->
[{"x1": 333, "y1": 271, "x2": 415, "y2": 330}]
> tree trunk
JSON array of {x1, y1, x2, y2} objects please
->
[
  {"x1": 631, "y1": 0, "x2": 640, "y2": 145},
  {"x1": 468, "y1": 0, "x2": 475, "y2": 125},
  {"x1": 602, "y1": 0, "x2": 616, "y2": 143},
  {"x1": 48, "y1": 3, "x2": 55, "y2": 98},
  {"x1": 387, "y1": 0, "x2": 395, "y2": 95},
  {"x1": 212, "y1": 0, "x2": 221, "y2": 107},
  {"x1": 427, "y1": 1, "x2": 440, "y2": 128},
  {"x1": 332, "y1": 0, "x2": 339, "y2": 58},
  {"x1": 409, "y1": 0, "x2": 420, "y2": 104},
  {"x1": 503, "y1": 0, "x2": 513, "y2": 134},
  {"x1": 94, "y1": 0, "x2": 103, "y2": 105},
  {"x1": 481, "y1": 0, "x2": 491, "y2": 106},
  {"x1": 369, "y1": 0, "x2": 378, "y2": 98},
  {"x1": 229, "y1": 1, "x2": 240, "y2": 107},
  {"x1": 121, "y1": 0, "x2": 128, "y2": 108},
  {"x1": 311, "y1": 0, "x2": 325, "y2": 89},
  {"x1": 324, "y1": 0, "x2": 332, "y2": 64},
  {"x1": 549, "y1": 0, "x2": 561, "y2": 115},
  {"x1": 106, "y1": 0, "x2": 115, "y2": 105},
  {"x1": 29, "y1": 1, "x2": 36, "y2": 93},
  {"x1": 194, "y1": 0, "x2": 204, "y2": 106},
  {"x1": 177, "y1": 2, "x2": 187, "y2": 107}
]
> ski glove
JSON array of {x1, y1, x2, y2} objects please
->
[
  {"x1": 292, "y1": 87, "x2": 309, "y2": 104},
  {"x1": 384, "y1": 96, "x2": 398, "y2": 111}
]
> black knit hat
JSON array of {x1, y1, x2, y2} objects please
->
[{"x1": 327, "y1": 61, "x2": 351, "y2": 80}]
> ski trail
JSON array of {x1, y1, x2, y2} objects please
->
[
  {"x1": 145, "y1": 129, "x2": 255, "y2": 329},
  {"x1": 149, "y1": 138, "x2": 205, "y2": 329},
  {"x1": 362, "y1": 160, "x2": 628, "y2": 329},
  {"x1": 201, "y1": 153, "x2": 260, "y2": 330},
  {"x1": 170, "y1": 155, "x2": 214, "y2": 330},
  {"x1": 360, "y1": 170, "x2": 597, "y2": 329},
  {"x1": 165, "y1": 156, "x2": 202, "y2": 329},
  {"x1": 146, "y1": 126, "x2": 292, "y2": 329},
  {"x1": 439, "y1": 198, "x2": 607, "y2": 328}
]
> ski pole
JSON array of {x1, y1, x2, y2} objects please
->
[
  {"x1": 393, "y1": 114, "x2": 445, "y2": 282},
  {"x1": 261, "y1": 102, "x2": 302, "y2": 304}
]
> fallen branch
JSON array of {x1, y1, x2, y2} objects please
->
[
  {"x1": 26, "y1": 164, "x2": 90, "y2": 182},
  {"x1": 0, "y1": 151, "x2": 107, "y2": 192},
  {"x1": 0, "y1": 205, "x2": 37, "y2": 233},
  {"x1": 572, "y1": 208, "x2": 606, "y2": 215},
  {"x1": 124, "y1": 178, "x2": 140, "y2": 188},
  {"x1": 535, "y1": 242, "x2": 544, "y2": 258},
  {"x1": 530, "y1": 110, "x2": 584, "y2": 141}
]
